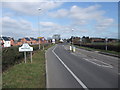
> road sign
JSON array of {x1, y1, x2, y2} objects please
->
[
  {"x1": 19, "y1": 43, "x2": 33, "y2": 52},
  {"x1": 19, "y1": 43, "x2": 33, "y2": 63}
]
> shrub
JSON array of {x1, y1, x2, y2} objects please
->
[{"x1": 79, "y1": 44, "x2": 119, "y2": 52}]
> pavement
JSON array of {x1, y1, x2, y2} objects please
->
[{"x1": 45, "y1": 43, "x2": 119, "y2": 89}]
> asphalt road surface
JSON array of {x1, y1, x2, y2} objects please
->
[{"x1": 46, "y1": 43, "x2": 119, "y2": 89}]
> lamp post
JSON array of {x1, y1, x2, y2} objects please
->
[
  {"x1": 72, "y1": 29, "x2": 74, "y2": 46},
  {"x1": 38, "y1": 8, "x2": 41, "y2": 49}
]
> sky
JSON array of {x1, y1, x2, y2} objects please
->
[{"x1": 0, "y1": 0, "x2": 118, "y2": 40}]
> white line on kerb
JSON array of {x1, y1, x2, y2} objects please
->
[
  {"x1": 52, "y1": 45, "x2": 89, "y2": 90},
  {"x1": 45, "y1": 50, "x2": 49, "y2": 88}
]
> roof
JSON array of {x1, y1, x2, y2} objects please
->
[
  {"x1": 25, "y1": 38, "x2": 30, "y2": 41},
  {"x1": 30, "y1": 37, "x2": 36, "y2": 40},
  {"x1": 18, "y1": 39, "x2": 21, "y2": 42},
  {"x1": 35, "y1": 39, "x2": 39, "y2": 41},
  {"x1": 2, "y1": 37, "x2": 10, "y2": 41},
  {"x1": 8, "y1": 37, "x2": 14, "y2": 41}
]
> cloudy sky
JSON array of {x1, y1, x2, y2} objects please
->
[{"x1": 1, "y1": 1, "x2": 118, "y2": 39}]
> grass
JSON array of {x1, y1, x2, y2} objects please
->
[{"x1": 2, "y1": 44, "x2": 54, "y2": 88}]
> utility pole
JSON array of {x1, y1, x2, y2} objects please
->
[
  {"x1": 72, "y1": 29, "x2": 74, "y2": 46},
  {"x1": 38, "y1": 8, "x2": 41, "y2": 49}
]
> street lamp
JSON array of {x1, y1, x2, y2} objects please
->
[
  {"x1": 71, "y1": 28, "x2": 76, "y2": 52},
  {"x1": 71, "y1": 29, "x2": 74, "y2": 46},
  {"x1": 38, "y1": 8, "x2": 41, "y2": 49}
]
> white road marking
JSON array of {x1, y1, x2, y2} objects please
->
[
  {"x1": 83, "y1": 58, "x2": 113, "y2": 68},
  {"x1": 52, "y1": 45, "x2": 89, "y2": 90},
  {"x1": 63, "y1": 45, "x2": 68, "y2": 51}
]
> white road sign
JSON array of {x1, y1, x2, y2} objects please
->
[{"x1": 19, "y1": 43, "x2": 33, "y2": 52}]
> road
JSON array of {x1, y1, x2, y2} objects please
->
[{"x1": 46, "y1": 43, "x2": 119, "y2": 89}]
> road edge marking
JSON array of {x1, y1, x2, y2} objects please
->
[{"x1": 52, "y1": 45, "x2": 89, "y2": 90}]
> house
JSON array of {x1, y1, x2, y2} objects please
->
[
  {"x1": 107, "y1": 38, "x2": 118, "y2": 43},
  {"x1": 1, "y1": 37, "x2": 11, "y2": 47},
  {"x1": 16, "y1": 37, "x2": 47, "y2": 46},
  {"x1": 8, "y1": 37, "x2": 15, "y2": 46},
  {"x1": 82, "y1": 36, "x2": 91, "y2": 43},
  {"x1": 38, "y1": 37, "x2": 47, "y2": 44},
  {"x1": 30, "y1": 37, "x2": 38, "y2": 45},
  {"x1": 16, "y1": 39, "x2": 22, "y2": 46},
  {"x1": 90, "y1": 37, "x2": 105, "y2": 43},
  {"x1": 73, "y1": 37, "x2": 81, "y2": 45},
  {"x1": 16, "y1": 37, "x2": 31, "y2": 45},
  {"x1": 0, "y1": 37, "x2": 4, "y2": 47},
  {"x1": 21, "y1": 37, "x2": 31, "y2": 44}
]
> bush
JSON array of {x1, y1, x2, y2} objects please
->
[
  {"x1": 2, "y1": 44, "x2": 50, "y2": 72},
  {"x1": 2, "y1": 46, "x2": 23, "y2": 71},
  {"x1": 79, "y1": 44, "x2": 119, "y2": 52}
]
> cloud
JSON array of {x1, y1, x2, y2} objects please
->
[
  {"x1": 49, "y1": 4, "x2": 114, "y2": 30},
  {"x1": 39, "y1": 21, "x2": 59, "y2": 27},
  {"x1": 2, "y1": 2, "x2": 63, "y2": 16},
  {"x1": 96, "y1": 18, "x2": 114, "y2": 30},
  {"x1": 49, "y1": 9, "x2": 69, "y2": 18},
  {"x1": 49, "y1": 4, "x2": 105, "y2": 20},
  {"x1": 69, "y1": 5, "x2": 105, "y2": 21},
  {"x1": 1, "y1": 16, "x2": 36, "y2": 39}
]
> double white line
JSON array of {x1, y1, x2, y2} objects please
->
[{"x1": 52, "y1": 45, "x2": 89, "y2": 90}]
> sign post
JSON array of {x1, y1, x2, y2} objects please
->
[
  {"x1": 24, "y1": 52, "x2": 27, "y2": 63},
  {"x1": 19, "y1": 43, "x2": 33, "y2": 63},
  {"x1": 30, "y1": 52, "x2": 32, "y2": 63},
  {"x1": 105, "y1": 37, "x2": 108, "y2": 51}
]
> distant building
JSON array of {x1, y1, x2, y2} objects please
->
[
  {"x1": 73, "y1": 37, "x2": 80, "y2": 45},
  {"x1": 30, "y1": 37, "x2": 38, "y2": 45},
  {"x1": 22, "y1": 37, "x2": 31, "y2": 44},
  {"x1": 38, "y1": 37, "x2": 47, "y2": 44},
  {"x1": 60, "y1": 39, "x2": 64, "y2": 43},
  {"x1": 52, "y1": 34, "x2": 61, "y2": 43},
  {"x1": 1, "y1": 37, "x2": 11, "y2": 47},
  {"x1": 16, "y1": 37, "x2": 31, "y2": 45},
  {"x1": 16, "y1": 39, "x2": 22, "y2": 46},
  {"x1": 107, "y1": 38, "x2": 118, "y2": 43},
  {"x1": 90, "y1": 37, "x2": 105, "y2": 43},
  {"x1": 52, "y1": 39, "x2": 55, "y2": 44},
  {"x1": 8, "y1": 37, "x2": 15, "y2": 46},
  {"x1": 82, "y1": 36, "x2": 91, "y2": 43},
  {"x1": 47, "y1": 37, "x2": 52, "y2": 43},
  {"x1": 52, "y1": 34, "x2": 61, "y2": 40}
]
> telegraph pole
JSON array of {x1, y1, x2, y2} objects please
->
[{"x1": 38, "y1": 8, "x2": 41, "y2": 49}]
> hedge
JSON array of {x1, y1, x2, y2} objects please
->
[
  {"x1": 76, "y1": 44, "x2": 120, "y2": 52},
  {"x1": 2, "y1": 44, "x2": 49, "y2": 72}
]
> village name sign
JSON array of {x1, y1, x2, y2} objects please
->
[{"x1": 19, "y1": 43, "x2": 33, "y2": 63}]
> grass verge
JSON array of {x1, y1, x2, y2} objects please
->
[{"x1": 2, "y1": 44, "x2": 54, "y2": 88}]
